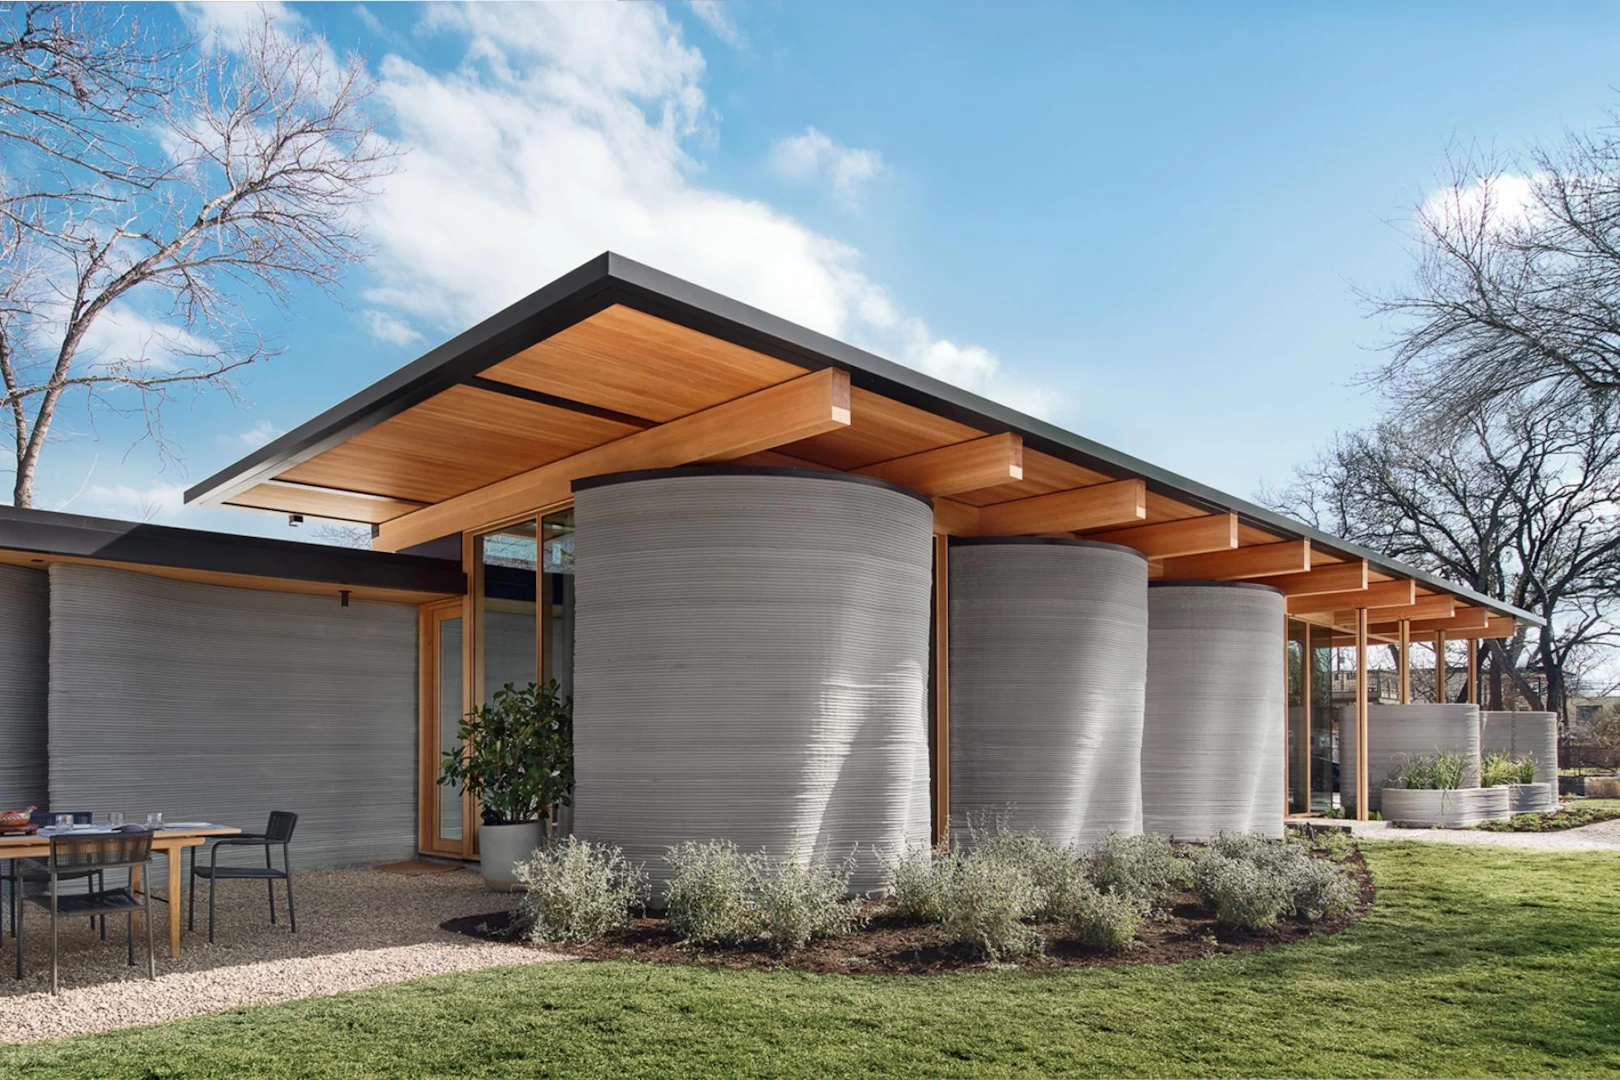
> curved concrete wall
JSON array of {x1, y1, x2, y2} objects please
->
[
  {"x1": 570, "y1": 468, "x2": 934, "y2": 894},
  {"x1": 1341, "y1": 703, "x2": 1481, "y2": 813},
  {"x1": 1506, "y1": 783, "x2": 1557, "y2": 814},
  {"x1": 47, "y1": 564, "x2": 418, "y2": 868},
  {"x1": 0, "y1": 565, "x2": 48, "y2": 810},
  {"x1": 1480, "y1": 711, "x2": 1559, "y2": 787},
  {"x1": 1142, "y1": 583, "x2": 1285, "y2": 840},
  {"x1": 1381, "y1": 785, "x2": 1509, "y2": 828},
  {"x1": 948, "y1": 539, "x2": 1147, "y2": 847}
]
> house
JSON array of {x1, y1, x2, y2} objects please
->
[{"x1": 0, "y1": 253, "x2": 1542, "y2": 874}]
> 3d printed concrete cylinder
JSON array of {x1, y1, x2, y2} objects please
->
[
  {"x1": 570, "y1": 467, "x2": 934, "y2": 895},
  {"x1": 1340, "y1": 703, "x2": 1482, "y2": 813},
  {"x1": 1142, "y1": 582, "x2": 1285, "y2": 840},
  {"x1": 1480, "y1": 711, "x2": 1559, "y2": 787},
  {"x1": 0, "y1": 564, "x2": 48, "y2": 811},
  {"x1": 947, "y1": 538, "x2": 1148, "y2": 848}
]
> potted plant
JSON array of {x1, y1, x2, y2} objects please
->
[
  {"x1": 439, "y1": 680, "x2": 573, "y2": 890},
  {"x1": 1380, "y1": 751, "x2": 1509, "y2": 827}
]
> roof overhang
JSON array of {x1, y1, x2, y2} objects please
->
[
  {"x1": 184, "y1": 251, "x2": 1542, "y2": 629},
  {"x1": 0, "y1": 506, "x2": 464, "y2": 603}
]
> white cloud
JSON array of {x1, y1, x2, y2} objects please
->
[
  {"x1": 769, "y1": 126, "x2": 884, "y2": 205},
  {"x1": 360, "y1": 309, "x2": 423, "y2": 346},
  {"x1": 220, "y1": 419, "x2": 282, "y2": 450},
  {"x1": 74, "y1": 303, "x2": 217, "y2": 376},
  {"x1": 1421, "y1": 171, "x2": 1542, "y2": 237},
  {"x1": 687, "y1": 2, "x2": 745, "y2": 49},
  {"x1": 175, "y1": 1, "x2": 303, "y2": 51},
  {"x1": 357, "y1": 3, "x2": 1060, "y2": 420},
  {"x1": 75, "y1": 481, "x2": 187, "y2": 522}
]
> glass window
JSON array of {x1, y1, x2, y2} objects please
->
[{"x1": 480, "y1": 520, "x2": 538, "y2": 704}]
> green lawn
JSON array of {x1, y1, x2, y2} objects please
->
[{"x1": 3, "y1": 842, "x2": 1618, "y2": 1079}]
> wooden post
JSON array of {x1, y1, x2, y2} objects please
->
[
  {"x1": 1301, "y1": 620, "x2": 1312, "y2": 813},
  {"x1": 932, "y1": 534, "x2": 950, "y2": 846},
  {"x1": 1436, "y1": 629, "x2": 1448, "y2": 704},
  {"x1": 1356, "y1": 607, "x2": 1370, "y2": 822},
  {"x1": 1283, "y1": 614, "x2": 1290, "y2": 817},
  {"x1": 1466, "y1": 638, "x2": 1479, "y2": 705},
  {"x1": 1397, "y1": 619, "x2": 1411, "y2": 704}
]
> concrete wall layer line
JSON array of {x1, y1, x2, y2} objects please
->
[
  {"x1": 46, "y1": 564, "x2": 418, "y2": 868},
  {"x1": 570, "y1": 471, "x2": 934, "y2": 896}
]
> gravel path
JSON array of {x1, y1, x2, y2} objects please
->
[
  {"x1": 1350, "y1": 818, "x2": 1620, "y2": 851},
  {"x1": 0, "y1": 865, "x2": 563, "y2": 1043}
]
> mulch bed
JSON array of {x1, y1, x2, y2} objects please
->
[{"x1": 441, "y1": 846, "x2": 1375, "y2": 975}]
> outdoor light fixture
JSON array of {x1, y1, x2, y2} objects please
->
[
  {"x1": 339, "y1": 589, "x2": 351, "y2": 608},
  {"x1": 288, "y1": 514, "x2": 304, "y2": 526}
]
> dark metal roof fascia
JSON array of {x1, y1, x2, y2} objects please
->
[{"x1": 0, "y1": 506, "x2": 465, "y2": 595}]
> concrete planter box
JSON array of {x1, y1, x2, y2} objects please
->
[
  {"x1": 1586, "y1": 776, "x2": 1620, "y2": 800},
  {"x1": 1380, "y1": 786, "x2": 1511, "y2": 828},
  {"x1": 1503, "y1": 783, "x2": 1557, "y2": 814},
  {"x1": 478, "y1": 821, "x2": 545, "y2": 891}
]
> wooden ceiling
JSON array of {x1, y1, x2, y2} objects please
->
[{"x1": 223, "y1": 302, "x2": 1514, "y2": 637}]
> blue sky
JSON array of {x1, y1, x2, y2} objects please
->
[{"x1": 26, "y1": 1, "x2": 1620, "y2": 539}]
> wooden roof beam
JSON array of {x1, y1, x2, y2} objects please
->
[
  {"x1": 1266, "y1": 560, "x2": 1369, "y2": 597},
  {"x1": 1338, "y1": 594, "x2": 1457, "y2": 623},
  {"x1": 976, "y1": 479, "x2": 1146, "y2": 536},
  {"x1": 1369, "y1": 608, "x2": 1490, "y2": 635},
  {"x1": 1086, "y1": 513, "x2": 1238, "y2": 559},
  {"x1": 1286, "y1": 578, "x2": 1416, "y2": 615},
  {"x1": 856, "y1": 433, "x2": 1022, "y2": 496},
  {"x1": 1159, "y1": 539, "x2": 1310, "y2": 581},
  {"x1": 932, "y1": 497, "x2": 980, "y2": 536},
  {"x1": 373, "y1": 368, "x2": 852, "y2": 552}
]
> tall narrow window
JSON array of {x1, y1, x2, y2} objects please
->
[{"x1": 480, "y1": 520, "x2": 539, "y2": 707}]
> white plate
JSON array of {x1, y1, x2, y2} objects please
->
[{"x1": 161, "y1": 822, "x2": 217, "y2": 830}]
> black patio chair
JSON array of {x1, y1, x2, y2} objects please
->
[
  {"x1": 6, "y1": 811, "x2": 105, "y2": 941},
  {"x1": 189, "y1": 811, "x2": 297, "y2": 944},
  {"x1": 15, "y1": 831, "x2": 155, "y2": 994}
]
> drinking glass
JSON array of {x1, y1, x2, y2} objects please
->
[
  {"x1": 54, "y1": 813, "x2": 72, "y2": 830},
  {"x1": 108, "y1": 812, "x2": 124, "y2": 828},
  {"x1": 145, "y1": 812, "x2": 163, "y2": 831}
]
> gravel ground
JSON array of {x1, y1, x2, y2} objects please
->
[
  {"x1": 1350, "y1": 817, "x2": 1620, "y2": 851},
  {"x1": 0, "y1": 865, "x2": 563, "y2": 1043}
]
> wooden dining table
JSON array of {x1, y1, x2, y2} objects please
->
[{"x1": 1, "y1": 825, "x2": 241, "y2": 959}]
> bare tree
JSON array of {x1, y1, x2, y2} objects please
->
[
  {"x1": 1264, "y1": 393, "x2": 1620, "y2": 716},
  {"x1": 0, "y1": 3, "x2": 392, "y2": 507},
  {"x1": 1366, "y1": 124, "x2": 1620, "y2": 424}
]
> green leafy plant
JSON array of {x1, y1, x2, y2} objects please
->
[
  {"x1": 1391, "y1": 751, "x2": 1468, "y2": 790},
  {"x1": 1480, "y1": 753, "x2": 1536, "y2": 787},
  {"x1": 885, "y1": 846, "x2": 956, "y2": 924},
  {"x1": 970, "y1": 829, "x2": 1091, "y2": 921},
  {"x1": 939, "y1": 854, "x2": 1045, "y2": 961},
  {"x1": 1068, "y1": 881, "x2": 1147, "y2": 953},
  {"x1": 663, "y1": 840, "x2": 760, "y2": 945},
  {"x1": 512, "y1": 838, "x2": 647, "y2": 944},
  {"x1": 438, "y1": 680, "x2": 573, "y2": 825},
  {"x1": 1085, "y1": 832, "x2": 1188, "y2": 911},
  {"x1": 752, "y1": 851, "x2": 858, "y2": 950}
]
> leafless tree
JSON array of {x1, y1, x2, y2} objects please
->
[
  {"x1": 307, "y1": 522, "x2": 372, "y2": 549},
  {"x1": 1264, "y1": 393, "x2": 1620, "y2": 716},
  {"x1": 0, "y1": 3, "x2": 392, "y2": 507},
  {"x1": 1365, "y1": 122, "x2": 1620, "y2": 425}
]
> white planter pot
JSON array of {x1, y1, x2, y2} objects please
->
[
  {"x1": 478, "y1": 821, "x2": 545, "y2": 891},
  {"x1": 1504, "y1": 783, "x2": 1557, "y2": 814},
  {"x1": 1380, "y1": 786, "x2": 1510, "y2": 828}
]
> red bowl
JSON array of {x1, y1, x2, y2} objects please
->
[{"x1": 0, "y1": 807, "x2": 36, "y2": 828}]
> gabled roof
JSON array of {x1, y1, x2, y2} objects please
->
[{"x1": 184, "y1": 251, "x2": 1541, "y2": 628}]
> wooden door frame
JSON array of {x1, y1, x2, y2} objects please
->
[{"x1": 418, "y1": 597, "x2": 472, "y2": 858}]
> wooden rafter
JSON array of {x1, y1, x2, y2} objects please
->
[
  {"x1": 932, "y1": 497, "x2": 981, "y2": 536},
  {"x1": 373, "y1": 368, "x2": 853, "y2": 551},
  {"x1": 1286, "y1": 578, "x2": 1416, "y2": 615},
  {"x1": 855, "y1": 433, "x2": 1022, "y2": 495},
  {"x1": 1159, "y1": 539, "x2": 1309, "y2": 581},
  {"x1": 1344, "y1": 595, "x2": 1457, "y2": 623},
  {"x1": 1086, "y1": 513, "x2": 1238, "y2": 559},
  {"x1": 1370, "y1": 608, "x2": 1490, "y2": 635},
  {"x1": 976, "y1": 479, "x2": 1146, "y2": 536},
  {"x1": 1265, "y1": 560, "x2": 1369, "y2": 597}
]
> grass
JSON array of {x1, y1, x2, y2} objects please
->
[
  {"x1": 1475, "y1": 799, "x2": 1620, "y2": 833},
  {"x1": 2, "y1": 843, "x2": 1618, "y2": 1078}
]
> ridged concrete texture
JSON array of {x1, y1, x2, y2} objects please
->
[
  {"x1": 1142, "y1": 583, "x2": 1285, "y2": 840},
  {"x1": 570, "y1": 469, "x2": 934, "y2": 895},
  {"x1": 1380, "y1": 785, "x2": 1509, "y2": 827},
  {"x1": 47, "y1": 564, "x2": 419, "y2": 868},
  {"x1": 1341, "y1": 703, "x2": 1481, "y2": 813},
  {"x1": 1480, "y1": 711, "x2": 1559, "y2": 787},
  {"x1": 0, "y1": 565, "x2": 48, "y2": 810},
  {"x1": 948, "y1": 539, "x2": 1147, "y2": 847},
  {"x1": 1506, "y1": 783, "x2": 1558, "y2": 814}
]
